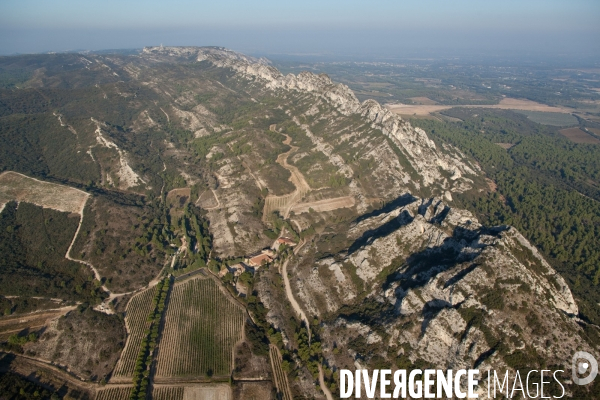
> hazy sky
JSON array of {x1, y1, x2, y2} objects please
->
[{"x1": 1, "y1": 0, "x2": 599, "y2": 61}]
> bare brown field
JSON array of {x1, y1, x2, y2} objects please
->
[
  {"x1": 263, "y1": 135, "x2": 310, "y2": 219},
  {"x1": 182, "y1": 384, "x2": 232, "y2": 400},
  {"x1": 559, "y1": 128, "x2": 600, "y2": 144},
  {"x1": 386, "y1": 97, "x2": 572, "y2": 116},
  {"x1": 151, "y1": 386, "x2": 184, "y2": 400},
  {"x1": 233, "y1": 382, "x2": 274, "y2": 400},
  {"x1": 409, "y1": 97, "x2": 438, "y2": 105},
  {"x1": 291, "y1": 196, "x2": 355, "y2": 214},
  {"x1": 0, "y1": 171, "x2": 89, "y2": 214},
  {"x1": 167, "y1": 187, "x2": 192, "y2": 219},
  {"x1": 588, "y1": 128, "x2": 600, "y2": 137},
  {"x1": 0, "y1": 307, "x2": 76, "y2": 341}
]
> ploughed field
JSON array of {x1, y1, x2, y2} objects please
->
[
  {"x1": 559, "y1": 127, "x2": 600, "y2": 144},
  {"x1": 154, "y1": 276, "x2": 245, "y2": 380}
]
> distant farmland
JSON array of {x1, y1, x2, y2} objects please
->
[
  {"x1": 513, "y1": 110, "x2": 578, "y2": 126},
  {"x1": 154, "y1": 276, "x2": 245, "y2": 380},
  {"x1": 386, "y1": 97, "x2": 572, "y2": 116},
  {"x1": 559, "y1": 127, "x2": 600, "y2": 144}
]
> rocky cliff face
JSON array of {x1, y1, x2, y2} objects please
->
[
  {"x1": 143, "y1": 46, "x2": 479, "y2": 199},
  {"x1": 278, "y1": 196, "x2": 596, "y2": 397}
]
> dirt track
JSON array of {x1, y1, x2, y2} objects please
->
[
  {"x1": 0, "y1": 307, "x2": 76, "y2": 340},
  {"x1": 263, "y1": 135, "x2": 311, "y2": 219},
  {"x1": 263, "y1": 134, "x2": 356, "y2": 219},
  {"x1": 290, "y1": 196, "x2": 355, "y2": 214},
  {"x1": 0, "y1": 352, "x2": 96, "y2": 393}
]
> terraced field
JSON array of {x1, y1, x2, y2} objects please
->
[
  {"x1": 111, "y1": 287, "x2": 158, "y2": 381},
  {"x1": 154, "y1": 276, "x2": 245, "y2": 380}
]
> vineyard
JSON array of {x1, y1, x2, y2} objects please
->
[
  {"x1": 154, "y1": 277, "x2": 245, "y2": 379},
  {"x1": 130, "y1": 278, "x2": 171, "y2": 399},
  {"x1": 95, "y1": 387, "x2": 132, "y2": 400},
  {"x1": 111, "y1": 287, "x2": 158, "y2": 381},
  {"x1": 151, "y1": 386, "x2": 184, "y2": 400},
  {"x1": 269, "y1": 345, "x2": 292, "y2": 400}
]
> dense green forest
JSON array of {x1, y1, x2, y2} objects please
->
[
  {"x1": 0, "y1": 202, "x2": 105, "y2": 303},
  {"x1": 414, "y1": 109, "x2": 600, "y2": 324}
]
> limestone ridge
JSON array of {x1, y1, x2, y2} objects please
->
[
  {"x1": 142, "y1": 46, "x2": 479, "y2": 196},
  {"x1": 289, "y1": 197, "x2": 587, "y2": 375}
]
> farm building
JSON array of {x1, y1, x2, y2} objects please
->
[{"x1": 247, "y1": 253, "x2": 272, "y2": 268}]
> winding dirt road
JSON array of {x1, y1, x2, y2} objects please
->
[{"x1": 263, "y1": 134, "x2": 311, "y2": 220}]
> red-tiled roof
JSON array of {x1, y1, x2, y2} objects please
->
[{"x1": 248, "y1": 254, "x2": 272, "y2": 266}]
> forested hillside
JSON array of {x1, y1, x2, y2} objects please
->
[{"x1": 417, "y1": 109, "x2": 600, "y2": 324}]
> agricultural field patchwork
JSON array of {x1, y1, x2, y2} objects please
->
[
  {"x1": 514, "y1": 110, "x2": 579, "y2": 126},
  {"x1": 155, "y1": 276, "x2": 245, "y2": 380}
]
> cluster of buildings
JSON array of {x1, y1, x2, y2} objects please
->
[{"x1": 217, "y1": 237, "x2": 297, "y2": 296}]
